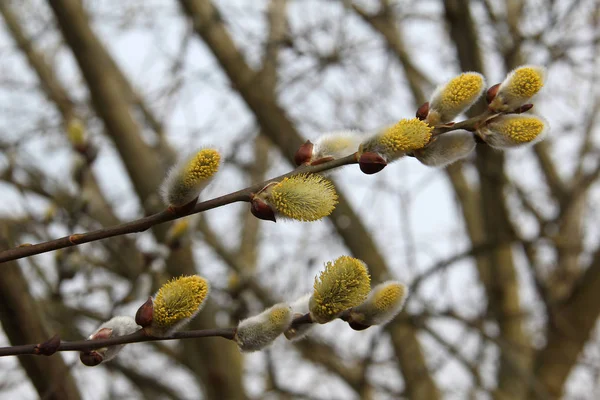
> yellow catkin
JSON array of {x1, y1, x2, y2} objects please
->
[
  {"x1": 166, "y1": 219, "x2": 190, "y2": 243},
  {"x1": 431, "y1": 73, "x2": 485, "y2": 122},
  {"x1": 349, "y1": 281, "x2": 408, "y2": 326},
  {"x1": 153, "y1": 276, "x2": 209, "y2": 329},
  {"x1": 379, "y1": 118, "x2": 433, "y2": 154},
  {"x1": 481, "y1": 115, "x2": 547, "y2": 148},
  {"x1": 235, "y1": 303, "x2": 293, "y2": 352},
  {"x1": 310, "y1": 256, "x2": 371, "y2": 323},
  {"x1": 491, "y1": 65, "x2": 546, "y2": 111},
  {"x1": 180, "y1": 149, "x2": 221, "y2": 189},
  {"x1": 268, "y1": 174, "x2": 338, "y2": 221},
  {"x1": 67, "y1": 118, "x2": 86, "y2": 147},
  {"x1": 504, "y1": 67, "x2": 544, "y2": 99},
  {"x1": 501, "y1": 117, "x2": 545, "y2": 143},
  {"x1": 440, "y1": 73, "x2": 484, "y2": 107},
  {"x1": 162, "y1": 149, "x2": 221, "y2": 206},
  {"x1": 269, "y1": 307, "x2": 291, "y2": 325},
  {"x1": 373, "y1": 283, "x2": 406, "y2": 311}
]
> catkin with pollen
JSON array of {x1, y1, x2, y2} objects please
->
[
  {"x1": 359, "y1": 118, "x2": 433, "y2": 163},
  {"x1": 349, "y1": 281, "x2": 408, "y2": 327},
  {"x1": 161, "y1": 149, "x2": 221, "y2": 207},
  {"x1": 151, "y1": 275, "x2": 210, "y2": 336},
  {"x1": 262, "y1": 174, "x2": 338, "y2": 221},
  {"x1": 478, "y1": 115, "x2": 547, "y2": 148},
  {"x1": 427, "y1": 72, "x2": 486, "y2": 125},
  {"x1": 309, "y1": 256, "x2": 371, "y2": 324},
  {"x1": 235, "y1": 303, "x2": 293, "y2": 352}
]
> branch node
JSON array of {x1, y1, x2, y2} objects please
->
[
  {"x1": 68, "y1": 234, "x2": 83, "y2": 245},
  {"x1": 34, "y1": 334, "x2": 61, "y2": 356}
]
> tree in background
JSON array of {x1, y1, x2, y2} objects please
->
[{"x1": 0, "y1": 0, "x2": 598, "y2": 399}]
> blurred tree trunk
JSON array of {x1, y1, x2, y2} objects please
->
[
  {"x1": 46, "y1": 0, "x2": 246, "y2": 398},
  {"x1": 0, "y1": 227, "x2": 81, "y2": 400}
]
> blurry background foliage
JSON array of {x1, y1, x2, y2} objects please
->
[{"x1": 0, "y1": 0, "x2": 598, "y2": 399}]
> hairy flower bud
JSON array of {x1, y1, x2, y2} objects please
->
[
  {"x1": 427, "y1": 72, "x2": 486, "y2": 125},
  {"x1": 414, "y1": 130, "x2": 476, "y2": 167},
  {"x1": 284, "y1": 294, "x2": 314, "y2": 341},
  {"x1": 311, "y1": 130, "x2": 361, "y2": 164},
  {"x1": 309, "y1": 256, "x2": 371, "y2": 324},
  {"x1": 348, "y1": 281, "x2": 408, "y2": 329},
  {"x1": 67, "y1": 118, "x2": 87, "y2": 149},
  {"x1": 254, "y1": 174, "x2": 338, "y2": 222},
  {"x1": 161, "y1": 149, "x2": 221, "y2": 207},
  {"x1": 235, "y1": 303, "x2": 293, "y2": 352},
  {"x1": 84, "y1": 316, "x2": 140, "y2": 365},
  {"x1": 489, "y1": 65, "x2": 546, "y2": 112},
  {"x1": 477, "y1": 115, "x2": 548, "y2": 148},
  {"x1": 151, "y1": 275, "x2": 210, "y2": 336},
  {"x1": 165, "y1": 218, "x2": 191, "y2": 248},
  {"x1": 359, "y1": 119, "x2": 432, "y2": 165}
]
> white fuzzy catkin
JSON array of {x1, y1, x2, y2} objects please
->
[
  {"x1": 284, "y1": 294, "x2": 314, "y2": 341},
  {"x1": 313, "y1": 130, "x2": 362, "y2": 161},
  {"x1": 477, "y1": 114, "x2": 548, "y2": 148},
  {"x1": 235, "y1": 303, "x2": 293, "y2": 352},
  {"x1": 414, "y1": 130, "x2": 476, "y2": 167},
  {"x1": 160, "y1": 149, "x2": 220, "y2": 207},
  {"x1": 349, "y1": 281, "x2": 408, "y2": 326},
  {"x1": 490, "y1": 65, "x2": 546, "y2": 112},
  {"x1": 427, "y1": 72, "x2": 486, "y2": 124},
  {"x1": 88, "y1": 316, "x2": 140, "y2": 362}
]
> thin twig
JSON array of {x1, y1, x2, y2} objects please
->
[
  {"x1": 0, "y1": 328, "x2": 235, "y2": 357},
  {"x1": 0, "y1": 154, "x2": 358, "y2": 263},
  {"x1": 0, "y1": 312, "x2": 317, "y2": 358},
  {"x1": 0, "y1": 113, "x2": 489, "y2": 264}
]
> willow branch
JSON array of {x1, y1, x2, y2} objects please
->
[
  {"x1": 0, "y1": 312, "x2": 318, "y2": 358},
  {"x1": 0, "y1": 329, "x2": 235, "y2": 357},
  {"x1": 0, "y1": 154, "x2": 357, "y2": 263},
  {"x1": 0, "y1": 109, "x2": 496, "y2": 265}
]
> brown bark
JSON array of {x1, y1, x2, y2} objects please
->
[{"x1": 535, "y1": 248, "x2": 600, "y2": 397}]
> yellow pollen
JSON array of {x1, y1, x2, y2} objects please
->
[
  {"x1": 439, "y1": 73, "x2": 484, "y2": 108},
  {"x1": 269, "y1": 307, "x2": 291, "y2": 325},
  {"x1": 269, "y1": 174, "x2": 338, "y2": 221},
  {"x1": 311, "y1": 256, "x2": 371, "y2": 322},
  {"x1": 154, "y1": 276, "x2": 209, "y2": 328},
  {"x1": 507, "y1": 67, "x2": 544, "y2": 98},
  {"x1": 373, "y1": 283, "x2": 405, "y2": 311},
  {"x1": 380, "y1": 118, "x2": 432, "y2": 153},
  {"x1": 501, "y1": 118, "x2": 545, "y2": 143},
  {"x1": 181, "y1": 149, "x2": 220, "y2": 188}
]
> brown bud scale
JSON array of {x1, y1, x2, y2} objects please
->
[
  {"x1": 35, "y1": 334, "x2": 61, "y2": 356},
  {"x1": 358, "y1": 152, "x2": 387, "y2": 175},
  {"x1": 416, "y1": 102, "x2": 430, "y2": 120},
  {"x1": 135, "y1": 297, "x2": 154, "y2": 328},
  {"x1": 250, "y1": 197, "x2": 276, "y2": 222},
  {"x1": 294, "y1": 140, "x2": 314, "y2": 166},
  {"x1": 486, "y1": 83, "x2": 500, "y2": 104},
  {"x1": 80, "y1": 351, "x2": 103, "y2": 367}
]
